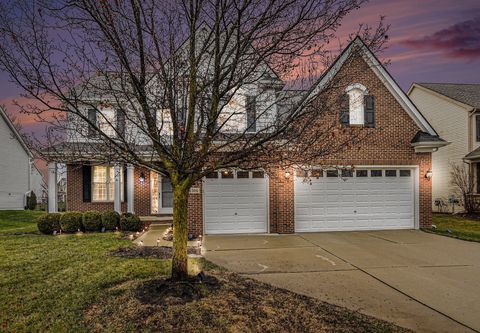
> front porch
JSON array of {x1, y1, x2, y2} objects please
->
[{"x1": 46, "y1": 163, "x2": 175, "y2": 217}]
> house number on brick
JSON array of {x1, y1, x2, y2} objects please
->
[{"x1": 189, "y1": 187, "x2": 200, "y2": 194}]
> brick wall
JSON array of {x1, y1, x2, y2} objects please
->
[
  {"x1": 268, "y1": 167, "x2": 294, "y2": 233},
  {"x1": 187, "y1": 181, "x2": 203, "y2": 237}
]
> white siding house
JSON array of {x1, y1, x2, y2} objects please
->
[
  {"x1": 408, "y1": 83, "x2": 480, "y2": 210},
  {"x1": 0, "y1": 108, "x2": 45, "y2": 209}
]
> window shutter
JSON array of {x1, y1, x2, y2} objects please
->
[
  {"x1": 246, "y1": 95, "x2": 257, "y2": 132},
  {"x1": 123, "y1": 165, "x2": 128, "y2": 203},
  {"x1": 87, "y1": 109, "x2": 97, "y2": 137},
  {"x1": 117, "y1": 109, "x2": 126, "y2": 138},
  {"x1": 82, "y1": 165, "x2": 92, "y2": 202},
  {"x1": 339, "y1": 94, "x2": 349, "y2": 126},
  {"x1": 364, "y1": 95, "x2": 375, "y2": 128},
  {"x1": 152, "y1": 109, "x2": 157, "y2": 126}
]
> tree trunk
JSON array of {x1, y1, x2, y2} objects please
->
[{"x1": 171, "y1": 184, "x2": 189, "y2": 281}]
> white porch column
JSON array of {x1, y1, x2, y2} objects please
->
[
  {"x1": 113, "y1": 163, "x2": 122, "y2": 213},
  {"x1": 47, "y1": 162, "x2": 58, "y2": 213},
  {"x1": 127, "y1": 164, "x2": 135, "y2": 213}
]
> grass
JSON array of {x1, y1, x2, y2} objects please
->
[
  {"x1": 0, "y1": 232, "x2": 172, "y2": 332},
  {"x1": 431, "y1": 213, "x2": 480, "y2": 242},
  {"x1": 0, "y1": 210, "x2": 44, "y2": 234},
  {"x1": 0, "y1": 211, "x2": 407, "y2": 332}
]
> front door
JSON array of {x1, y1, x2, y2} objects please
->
[{"x1": 151, "y1": 172, "x2": 173, "y2": 214}]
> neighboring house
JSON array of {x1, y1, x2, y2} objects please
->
[
  {"x1": 0, "y1": 108, "x2": 46, "y2": 209},
  {"x1": 408, "y1": 83, "x2": 479, "y2": 209},
  {"x1": 44, "y1": 37, "x2": 447, "y2": 235}
]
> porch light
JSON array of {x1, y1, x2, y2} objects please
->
[
  {"x1": 425, "y1": 170, "x2": 433, "y2": 180},
  {"x1": 285, "y1": 171, "x2": 291, "y2": 179},
  {"x1": 139, "y1": 172, "x2": 145, "y2": 184}
]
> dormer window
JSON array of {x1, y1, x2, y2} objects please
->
[{"x1": 340, "y1": 84, "x2": 375, "y2": 128}]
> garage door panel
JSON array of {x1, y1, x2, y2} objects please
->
[
  {"x1": 204, "y1": 174, "x2": 268, "y2": 234},
  {"x1": 295, "y1": 168, "x2": 415, "y2": 232}
]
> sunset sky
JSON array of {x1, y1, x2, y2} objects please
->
[{"x1": 0, "y1": 0, "x2": 479, "y2": 138}]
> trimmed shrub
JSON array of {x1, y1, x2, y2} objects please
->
[
  {"x1": 120, "y1": 213, "x2": 143, "y2": 232},
  {"x1": 82, "y1": 211, "x2": 102, "y2": 231},
  {"x1": 26, "y1": 191, "x2": 37, "y2": 210},
  {"x1": 37, "y1": 213, "x2": 62, "y2": 234},
  {"x1": 60, "y1": 212, "x2": 83, "y2": 233},
  {"x1": 101, "y1": 211, "x2": 120, "y2": 230}
]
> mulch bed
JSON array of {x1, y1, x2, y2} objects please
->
[
  {"x1": 84, "y1": 268, "x2": 409, "y2": 333},
  {"x1": 110, "y1": 246, "x2": 201, "y2": 259}
]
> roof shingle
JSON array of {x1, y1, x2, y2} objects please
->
[{"x1": 417, "y1": 83, "x2": 480, "y2": 109}]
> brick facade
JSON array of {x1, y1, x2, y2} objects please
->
[
  {"x1": 66, "y1": 164, "x2": 151, "y2": 215},
  {"x1": 64, "y1": 52, "x2": 433, "y2": 235}
]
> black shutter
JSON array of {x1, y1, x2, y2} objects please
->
[
  {"x1": 476, "y1": 115, "x2": 480, "y2": 142},
  {"x1": 82, "y1": 165, "x2": 92, "y2": 202},
  {"x1": 339, "y1": 94, "x2": 349, "y2": 126},
  {"x1": 152, "y1": 109, "x2": 157, "y2": 126},
  {"x1": 246, "y1": 95, "x2": 257, "y2": 132},
  {"x1": 88, "y1": 109, "x2": 97, "y2": 137},
  {"x1": 117, "y1": 109, "x2": 126, "y2": 138},
  {"x1": 364, "y1": 95, "x2": 375, "y2": 128},
  {"x1": 123, "y1": 165, "x2": 128, "y2": 203}
]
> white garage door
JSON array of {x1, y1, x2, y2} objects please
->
[
  {"x1": 295, "y1": 168, "x2": 415, "y2": 232},
  {"x1": 204, "y1": 170, "x2": 268, "y2": 234}
]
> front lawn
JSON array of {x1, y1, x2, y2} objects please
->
[
  {"x1": 0, "y1": 210, "x2": 44, "y2": 234},
  {"x1": 431, "y1": 214, "x2": 480, "y2": 242},
  {"x1": 0, "y1": 211, "x2": 406, "y2": 332}
]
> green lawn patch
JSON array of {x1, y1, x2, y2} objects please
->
[
  {"x1": 431, "y1": 214, "x2": 480, "y2": 242},
  {"x1": 0, "y1": 210, "x2": 44, "y2": 234},
  {"x1": 0, "y1": 211, "x2": 407, "y2": 333}
]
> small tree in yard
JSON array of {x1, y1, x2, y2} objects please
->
[
  {"x1": 450, "y1": 162, "x2": 479, "y2": 214},
  {"x1": 0, "y1": 0, "x2": 388, "y2": 281}
]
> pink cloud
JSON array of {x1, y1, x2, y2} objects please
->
[{"x1": 401, "y1": 16, "x2": 480, "y2": 60}]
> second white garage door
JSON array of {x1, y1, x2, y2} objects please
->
[
  {"x1": 204, "y1": 170, "x2": 268, "y2": 234},
  {"x1": 295, "y1": 168, "x2": 415, "y2": 232}
]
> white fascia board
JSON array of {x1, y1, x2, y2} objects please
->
[{"x1": 411, "y1": 140, "x2": 450, "y2": 153}]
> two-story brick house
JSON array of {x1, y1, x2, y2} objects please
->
[{"x1": 44, "y1": 37, "x2": 447, "y2": 235}]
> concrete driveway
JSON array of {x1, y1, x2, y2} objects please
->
[{"x1": 204, "y1": 230, "x2": 480, "y2": 333}]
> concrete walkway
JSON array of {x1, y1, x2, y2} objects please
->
[
  {"x1": 204, "y1": 230, "x2": 480, "y2": 333},
  {"x1": 134, "y1": 224, "x2": 200, "y2": 248}
]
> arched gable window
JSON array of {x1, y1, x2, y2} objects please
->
[{"x1": 345, "y1": 83, "x2": 368, "y2": 125}]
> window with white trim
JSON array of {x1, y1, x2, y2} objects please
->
[
  {"x1": 346, "y1": 83, "x2": 368, "y2": 125},
  {"x1": 97, "y1": 108, "x2": 116, "y2": 137},
  {"x1": 92, "y1": 165, "x2": 124, "y2": 202}
]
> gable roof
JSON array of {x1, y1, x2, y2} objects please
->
[
  {"x1": 297, "y1": 37, "x2": 438, "y2": 136},
  {"x1": 0, "y1": 107, "x2": 33, "y2": 158},
  {"x1": 464, "y1": 146, "x2": 480, "y2": 161},
  {"x1": 415, "y1": 83, "x2": 480, "y2": 109}
]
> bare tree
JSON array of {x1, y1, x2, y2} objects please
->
[
  {"x1": 0, "y1": 0, "x2": 388, "y2": 280},
  {"x1": 451, "y1": 162, "x2": 479, "y2": 214}
]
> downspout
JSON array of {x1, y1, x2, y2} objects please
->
[
  {"x1": 468, "y1": 108, "x2": 478, "y2": 193},
  {"x1": 468, "y1": 107, "x2": 477, "y2": 152}
]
